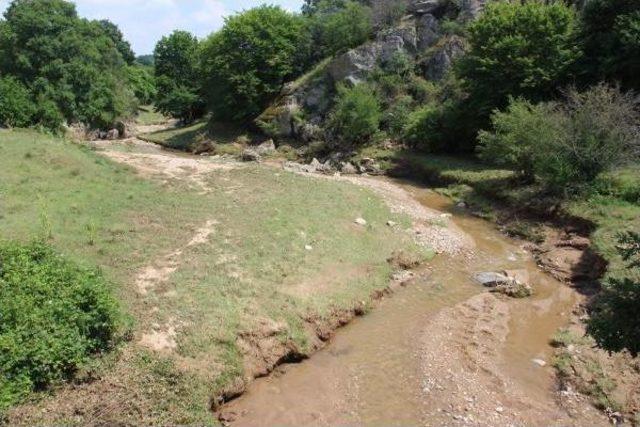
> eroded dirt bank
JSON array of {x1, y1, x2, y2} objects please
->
[{"x1": 220, "y1": 184, "x2": 608, "y2": 427}]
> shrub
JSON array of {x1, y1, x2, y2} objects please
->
[
  {"x1": 327, "y1": 83, "x2": 381, "y2": 146},
  {"x1": 0, "y1": 241, "x2": 122, "y2": 410},
  {"x1": 0, "y1": 76, "x2": 34, "y2": 128},
  {"x1": 200, "y1": 5, "x2": 311, "y2": 122},
  {"x1": 478, "y1": 98, "x2": 563, "y2": 181},
  {"x1": 588, "y1": 231, "x2": 640, "y2": 356},
  {"x1": 478, "y1": 85, "x2": 640, "y2": 193},
  {"x1": 536, "y1": 85, "x2": 640, "y2": 191},
  {"x1": 456, "y1": 1, "x2": 580, "y2": 138},
  {"x1": 382, "y1": 95, "x2": 414, "y2": 139}
]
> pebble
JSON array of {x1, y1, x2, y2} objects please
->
[
  {"x1": 496, "y1": 406, "x2": 504, "y2": 413},
  {"x1": 305, "y1": 245, "x2": 313, "y2": 251},
  {"x1": 387, "y1": 220, "x2": 397, "y2": 227},
  {"x1": 532, "y1": 358, "x2": 547, "y2": 367},
  {"x1": 355, "y1": 218, "x2": 367, "y2": 226}
]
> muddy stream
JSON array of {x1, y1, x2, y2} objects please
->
[{"x1": 222, "y1": 180, "x2": 588, "y2": 426}]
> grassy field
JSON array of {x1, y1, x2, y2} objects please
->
[{"x1": 0, "y1": 129, "x2": 427, "y2": 424}]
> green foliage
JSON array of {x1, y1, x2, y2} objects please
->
[
  {"x1": 456, "y1": 0, "x2": 580, "y2": 137},
  {"x1": 126, "y1": 65, "x2": 157, "y2": 105},
  {"x1": 153, "y1": 30, "x2": 204, "y2": 123},
  {"x1": 478, "y1": 98, "x2": 561, "y2": 181},
  {"x1": 382, "y1": 95, "x2": 413, "y2": 139},
  {"x1": 98, "y1": 19, "x2": 135, "y2": 65},
  {"x1": 200, "y1": 5, "x2": 311, "y2": 122},
  {"x1": 0, "y1": 76, "x2": 34, "y2": 128},
  {"x1": 588, "y1": 231, "x2": 640, "y2": 356},
  {"x1": 328, "y1": 83, "x2": 381, "y2": 146},
  {"x1": 0, "y1": 241, "x2": 121, "y2": 410},
  {"x1": 478, "y1": 85, "x2": 640, "y2": 194},
  {"x1": 579, "y1": 0, "x2": 640, "y2": 91},
  {"x1": 135, "y1": 55, "x2": 154, "y2": 67},
  {"x1": 0, "y1": 0, "x2": 136, "y2": 130},
  {"x1": 308, "y1": 0, "x2": 373, "y2": 58},
  {"x1": 402, "y1": 98, "x2": 471, "y2": 152}
]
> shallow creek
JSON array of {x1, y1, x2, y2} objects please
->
[{"x1": 222, "y1": 179, "x2": 581, "y2": 426}]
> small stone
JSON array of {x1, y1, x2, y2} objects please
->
[
  {"x1": 532, "y1": 358, "x2": 547, "y2": 367},
  {"x1": 305, "y1": 245, "x2": 313, "y2": 251},
  {"x1": 496, "y1": 406, "x2": 504, "y2": 413},
  {"x1": 387, "y1": 220, "x2": 397, "y2": 227},
  {"x1": 355, "y1": 218, "x2": 367, "y2": 226}
]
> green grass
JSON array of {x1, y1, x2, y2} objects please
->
[
  {"x1": 0, "y1": 129, "x2": 424, "y2": 424},
  {"x1": 135, "y1": 105, "x2": 167, "y2": 126}
]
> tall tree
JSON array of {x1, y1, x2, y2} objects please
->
[
  {"x1": 153, "y1": 30, "x2": 204, "y2": 122},
  {"x1": 200, "y1": 5, "x2": 311, "y2": 122},
  {"x1": 98, "y1": 19, "x2": 135, "y2": 65}
]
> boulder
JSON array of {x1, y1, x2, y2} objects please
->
[
  {"x1": 241, "y1": 149, "x2": 261, "y2": 162},
  {"x1": 422, "y1": 36, "x2": 466, "y2": 81},
  {"x1": 340, "y1": 162, "x2": 358, "y2": 175},
  {"x1": 192, "y1": 139, "x2": 216, "y2": 155},
  {"x1": 459, "y1": 0, "x2": 486, "y2": 21},
  {"x1": 105, "y1": 128, "x2": 119, "y2": 140},
  {"x1": 255, "y1": 139, "x2": 276, "y2": 156},
  {"x1": 417, "y1": 14, "x2": 440, "y2": 51},
  {"x1": 409, "y1": 0, "x2": 444, "y2": 15},
  {"x1": 474, "y1": 272, "x2": 510, "y2": 288}
]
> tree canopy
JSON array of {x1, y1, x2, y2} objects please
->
[{"x1": 200, "y1": 5, "x2": 311, "y2": 122}]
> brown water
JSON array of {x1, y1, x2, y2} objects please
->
[{"x1": 223, "y1": 181, "x2": 580, "y2": 426}]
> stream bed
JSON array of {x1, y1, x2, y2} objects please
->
[{"x1": 221, "y1": 180, "x2": 594, "y2": 426}]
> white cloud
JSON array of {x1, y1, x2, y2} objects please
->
[{"x1": 0, "y1": 0, "x2": 304, "y2": 54}]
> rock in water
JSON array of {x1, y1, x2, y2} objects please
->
[{"x1": 473, "y1": 272, "x2": 510, "y2": 288}]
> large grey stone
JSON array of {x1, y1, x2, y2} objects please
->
[
  {"x1": 417, "y1": 14, "x2": 440, "y2": 51},
  {"x1": 423, "y1": 36, "x2": 466, "y2": 81}
]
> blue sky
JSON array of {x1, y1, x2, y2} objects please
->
[{"x1": 0, "y1": 0, "x2": 305, "y2": 54}]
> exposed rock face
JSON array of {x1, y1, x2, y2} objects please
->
[
  {"x1": 257, "y1": 0, "x2": 486, "y2": 142},
  {"x1": 328, "y1": 24, "x2": 417, "y2": 85},
  {"x1": 422, "y1": 36, "x2": 467, "y2": 81},
  {"x1": 417, "y1": 14, "x2": 440, "y2": 50}
]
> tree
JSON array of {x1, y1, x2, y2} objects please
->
[
  {"x1": 0, "y1": 0, "x2": 135, "y2": 130},
  {"x1": 200, "y1": 5, "x2": 311, "y2": 122},
  {"x1": 308, "y1": 0, "x2": 373, "y2": 58},
  {"x1": 126, "y1": 65, "x2": 156, "y2": 105},
  {"x1": 456, "y1": 1, "x2": 580, "y2": 135},
  {"x1": 153, "y1": 30, "x2": 204, "y2": 122},
  {"x1": 98, "y1": 19, "x2": 135, "y2": 65},
  {"x1": 579, "y1": 0, "x2": 640, "y2": 91}
]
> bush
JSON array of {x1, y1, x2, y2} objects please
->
[
  {"x1": 0, "y1": 76, "x2": 34, "y2": 128},
  {"x1": 327, "y1": 83, "x2": 381, "y2": 146},
  {"x1": 478, "y1": 85, "x2": 640, "y2": 193},
  {"x1": 0, "y1": 241, "x2": 122, "y2": 410},
  {"x1": 588, "y1": 231, "x2": 640, "y2": 356},
  {"x1": 309, "y1": 0, "x2": 373, "y2": 58},
  {"x1": 478, "y1": 98, "x2": 563, "y2": 181},
  {"x1": 382, "y1": 95, "x2": 414, "y2": 139},
  {"x1": 200, "y1": 5, "x2": 311, "y2": 122},
  {"x1": 456, "y1": 1, "x2": 580, "y2": 138}
]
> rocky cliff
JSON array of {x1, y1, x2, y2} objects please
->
[{"x1": 256, "y1": 0, "x2": 486, "y2": 143}]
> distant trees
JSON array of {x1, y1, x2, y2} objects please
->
[
  {"x1": 153, "y1": 30, "x2": 204, "y2": 123},
  {"x1": 0, "y1": 0, "x2": 136, "y2": 131},
  {"x1": 200, "y1": 5, "x2": 311, "y2": 122}
]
